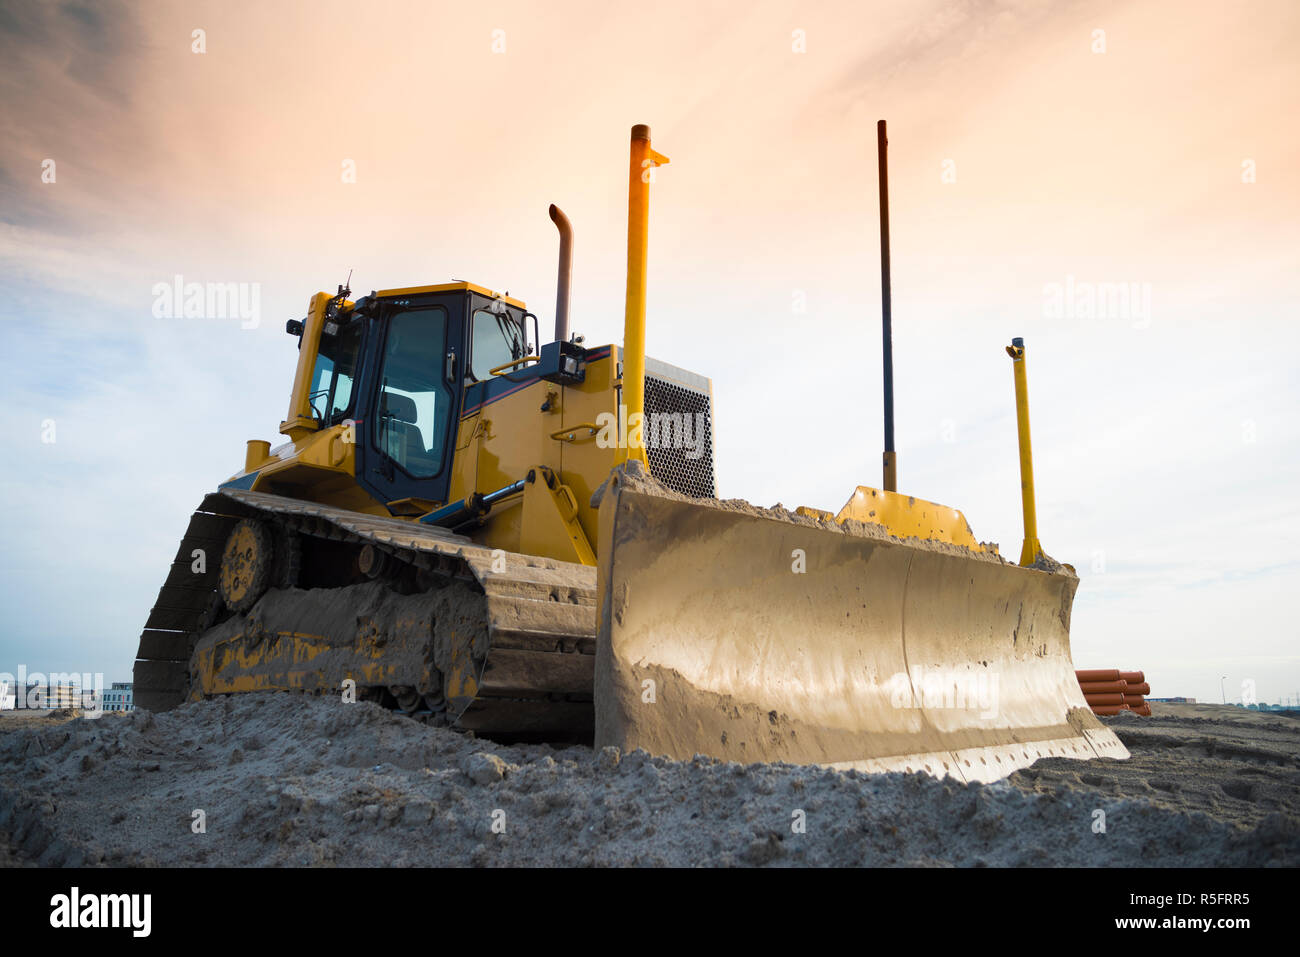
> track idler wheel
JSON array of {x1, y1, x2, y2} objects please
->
[{"x1": 218, "y1": 519, "x2": 274, "y2": 612}]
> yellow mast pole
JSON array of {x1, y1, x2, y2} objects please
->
[{"x1": 619, "y1": 124, "x2": 669, "y2": 466}]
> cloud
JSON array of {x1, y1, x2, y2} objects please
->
[{"x1": 0, "y1": 0, "x2": 145, "y2": 231}]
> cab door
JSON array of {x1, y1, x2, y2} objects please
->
[{"x1": 355, "y1": 293, "x2": 466, "y2": 511}]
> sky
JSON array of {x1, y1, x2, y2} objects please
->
[{"x1": 1, "y1": 0, "x2": 1297, "y2": 705}]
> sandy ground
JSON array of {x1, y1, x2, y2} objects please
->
[{"x1": 0, "y1": 696, "x2": 1295, "y2": 867}]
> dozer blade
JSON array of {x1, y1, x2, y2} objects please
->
[{"x1": 593, "y1": 468, "x2": 1128, "y2": 782}]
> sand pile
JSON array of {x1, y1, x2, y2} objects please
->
[{"x1": 0, "y1": 696, "x2": 1295, "y2": 867}]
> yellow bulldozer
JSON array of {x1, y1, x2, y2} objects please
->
[{"x1": 134, "y1": 123, "x2": 1126, "y2": 782}]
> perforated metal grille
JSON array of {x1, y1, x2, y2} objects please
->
[{"x1": 644, "y1": 375, "x2": 715, "y2": 498}]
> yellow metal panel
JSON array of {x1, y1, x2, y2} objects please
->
[
  {"x1": 227, "y1": 423, "x2": 391, "y2": 517},
  {"x1": 834, "y1": 486, "x2": 984, "y2": 551},
  {"x1": 447, "y1": 378, "x2": 557, "y2": 555},
  {"x1": 556, "y1": 349, "x2": 621, "y2": 551},
  {"x1": 451, "y1": 382, "x2": 557, "y2": 499},
  {"x1": 442, "y1": 347, "x2": 622, "y2": 561},
  {"x1": 377, "y1": 281, "x2": 526, "y2": 309}
]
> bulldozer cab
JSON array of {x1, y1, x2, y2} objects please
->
[{"x1": 296, "y1": 285, "x2": 531, "y2": 509}]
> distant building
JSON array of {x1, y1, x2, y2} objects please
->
[
  {"x1": 39, "y1": 684, "x2": 85, "y2": 709},
  {"x1": 1148, "y1": 697, "x2": 1196, "y2": 703},
  {"x1": 102, "y1": 682, "x2": 134, "y2": 712}
]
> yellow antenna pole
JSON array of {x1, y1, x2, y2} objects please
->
[{"x1": 1006, "y1": 337, "x2": 1044, "y2": 566}]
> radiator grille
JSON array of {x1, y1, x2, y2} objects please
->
[{"x1": 643, "y1": 374, "x2": 715, "y2": 498}]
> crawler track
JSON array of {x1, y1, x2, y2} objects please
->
[{"x1": 133, "y1": 490, "x2": 597, "y2": 741}]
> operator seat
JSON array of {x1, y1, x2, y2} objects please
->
[{"x1": 379, "y1": 392, "x2": 424, "y2": 471}]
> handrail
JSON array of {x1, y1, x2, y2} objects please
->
[
  {"x1": 489, "y1": 355, "x2": 539, "y2": 376},
  {"x1": 550, "y1": 422, "x2": 600, "y2": 442}
]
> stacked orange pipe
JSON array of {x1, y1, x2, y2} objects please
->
[{"x1": 1076, "y1": 669, "x2": 1151, "y2": 716}]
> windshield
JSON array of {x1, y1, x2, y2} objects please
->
[
  {"x1": 308, "y1": 322, "x2": 361, "y2": 424},
  {"x1": 470, "y1": 307, "x2": 525, "y2": 379}
]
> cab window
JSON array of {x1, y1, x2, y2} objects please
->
[
  {"x1": 469, "y1": 307, "x2": 525, "y2": 380},
  {"x1": 308, "y1": 322, "x2": 361, "y2": 425},
  {"x1": 373, "y1": 306, "x2": 452, "y2": 478}
]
